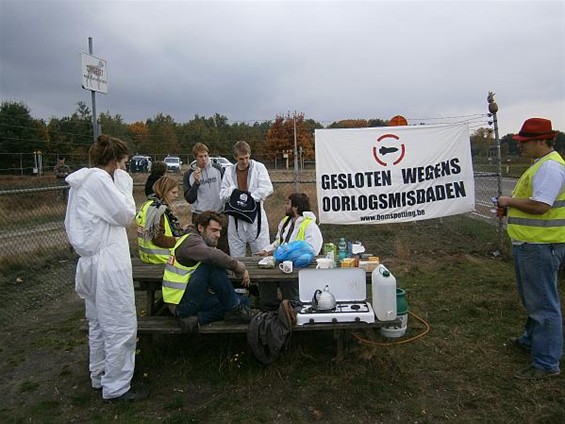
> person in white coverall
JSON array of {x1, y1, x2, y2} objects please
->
[
  {"x1": 220, "y1": 140, "x2": 273, "y2": 257},
  {"x1": 65, "y1": 134, "x2": 146, "y2": 402}
]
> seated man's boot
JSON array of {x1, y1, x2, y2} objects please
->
[
  {"x1": 224, "y1": 303, "x2": 255, "y2": 324},
  {"x1": 176, "y1": 316, "x2": 198, "y2": 333}
]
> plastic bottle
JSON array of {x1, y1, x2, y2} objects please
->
[
  {"x1": 337, "y1": 237, "x2": 347, "y2": 261},
  {"x1": 371, "y1": 264, "x2": 397, "y2": 321}
]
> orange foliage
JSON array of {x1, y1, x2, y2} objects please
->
[{"x1": 265, "y1": 112, "x2": 315, "y2": 160}]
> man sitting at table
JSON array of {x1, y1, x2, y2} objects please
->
[
  {"x1": 257, "y1": 192, "x2": 323, "y2": 311},
  {"x1": 162, "y1": 211, "x2": 254, "y2": 332}
]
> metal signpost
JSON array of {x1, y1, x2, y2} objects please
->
[{"x1": 81, "y1": 37, "x2": 108, "y2": 141}]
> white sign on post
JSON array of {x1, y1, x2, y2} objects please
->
[
  {"x1": 81, "y1": 52, "x2": 108, "y2": 94},
  {"x1": 315, "y1": 123, "x2": 475, "y2": 225}
]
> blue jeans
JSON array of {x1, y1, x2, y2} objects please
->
[
  {"x1": 513, "y1": 243, "x2": 565, "y2": 371},
  {"x1": 175, "y1": 263, "x2": 250, "y2": 325}
]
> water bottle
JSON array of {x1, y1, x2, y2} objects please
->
[
  {"x1": 371, "y1": 264, "x2": 397, "y2": 321},
  {"x1": 337, "y1": 237, "x2": 347, "y2": 261}
]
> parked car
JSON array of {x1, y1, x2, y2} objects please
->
[
  {"x1": 190, "y1": 156, "x2": 233, "y2": 170},
  {"x1": 164, "y1": 155, "x2": 182, "y2": 173},
  {"x1": 211, "y1": 156, "x2": 233, "y2": 169},
  {"x1": 129, "y1": 155, "x2": 152, "y2": 173}
]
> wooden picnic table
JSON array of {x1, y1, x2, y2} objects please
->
[{"x1": 131, "y1": 256, "x2": 373, "y2": 315}]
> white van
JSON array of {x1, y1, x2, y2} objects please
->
[{"x1": 164, "y1": 155, "x2": 182, "y2": 173}]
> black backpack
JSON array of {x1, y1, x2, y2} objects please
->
[{"x1": 247, "y1": 300, "x2": 300, "y2": 365}]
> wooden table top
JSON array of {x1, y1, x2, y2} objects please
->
[{"x1": 131, "y1": 256, "x2": 373, "y2": 285}]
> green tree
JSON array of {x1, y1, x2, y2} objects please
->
[
  {"x1": 470, "y1": 127, "x2": 494, "y2": 157},
  {"x1": 0, "y1": 100, "x2": 42, "y2": 154},
  {"x1": 0, "y1": 100, "x2": 44, "y2": 173},
  {"x1": 46, "y1": 102, "x2": 93, "y2": 158},
  {"x1": 99, "y1": 112, "x2": 128, "y2": 141},
  {"x1": 368, "y1": 118, "x2": 389, "y2": 127},
  {"x1": 146, "y1": 113, "x2": 180, "y2": 158}
]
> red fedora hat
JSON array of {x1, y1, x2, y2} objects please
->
[{"x1": 513, "y1": 118, "x2": 557, "y2": 141}]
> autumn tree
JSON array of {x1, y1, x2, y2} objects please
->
[
  {"x1": 127, "y1": 121, "x2": 149, "y2": 155},
  {"x1": 264, "y1": 112, "x2": 316, "y2": 163}
]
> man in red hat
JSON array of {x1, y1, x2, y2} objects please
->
[{"x1": 497, "y1": 118, "x2": 565, "y2": 380}]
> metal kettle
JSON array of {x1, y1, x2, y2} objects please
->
[{"x1": 312, "y1": 285, "x2": 337, "y2": 311}]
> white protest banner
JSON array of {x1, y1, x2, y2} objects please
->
[
  {"x1": 315, "y1": 123, "x2": 474, "y2": 224},
  {"x1": 81, "y1": 52, "x2": 108, "y2": 94}
]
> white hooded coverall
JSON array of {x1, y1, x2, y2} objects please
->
[
  {"x1": 65, "y1": 168, "x2": 137, "y2": 399},
  {"x1": 220, "y1": 160, "x2": 273, "y2": 256}
]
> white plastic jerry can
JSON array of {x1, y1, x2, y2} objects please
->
[{"x1": 371, "y1": 264, "x2": 397, "y2": 321}]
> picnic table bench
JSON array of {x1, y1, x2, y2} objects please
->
[{"x1": 128, "y1": 256, "x2": 396, "y2": 358}]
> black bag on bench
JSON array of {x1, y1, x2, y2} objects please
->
[{"x1": 247, "y1": 300, "x2": 300, "y2": 365}]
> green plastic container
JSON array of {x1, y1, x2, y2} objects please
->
[
  {"x1": 380, "y1": 288, "x2": 409, "y2": 338},
  {"x1": 396, "y1": 288, "x2": 408, "y2": 315}
]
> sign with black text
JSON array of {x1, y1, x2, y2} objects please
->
[
  {"x1": 315, "y1": 123, "x2": 475, "y2": 224},
  {"x1": 81, "y1": 52, "x2": 108, "y2": 94}
]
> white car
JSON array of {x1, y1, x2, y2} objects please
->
[
  {"x1": 164, "y1": 155, "x2": 182, "y2": 173},
  {"x1": 190, "y1": 156, "x2": 233, "y2": 170},
  {"x1": 211, "y1": 156, "x2": 233, "y2": 169}
]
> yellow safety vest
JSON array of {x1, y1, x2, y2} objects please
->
[
  {"x1": 135, "y1": 199, "x2": 174, "y2": 264},
  {"x1": 162, "y1": 233, "x2": 201, "y2": 305},
  {"x1": 280, "y1": 216, "x2": 313, "y2": 243},
  {"x1": 507, "y1": 151, "x2": 565, "y2": 243}
]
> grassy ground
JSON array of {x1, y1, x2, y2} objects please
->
[{"x1": 1, "y1": 215, "x2": 564, "y2": 423}]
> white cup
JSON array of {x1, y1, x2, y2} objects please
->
[
  {"x1": 316, "y1": 258, "x2": 334, "y2": 269},
  {"x1": 279, "y1": 260, "x2": 293, "y2": 274}
]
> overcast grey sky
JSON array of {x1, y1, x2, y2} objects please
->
[{"x1": 0, "y1": 0, "x2": 563, "y2": 136}]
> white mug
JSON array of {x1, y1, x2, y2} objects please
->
[
  {"x1": 279, "y1": 260, "x2": 293, "y2": 274},
  {"x1": 316, "y1": 258, "x2": 334, "y2": 269}
]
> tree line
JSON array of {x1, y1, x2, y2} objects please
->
[{"x1": 1, "y1": 99, "x2": 563, "y2": 173}]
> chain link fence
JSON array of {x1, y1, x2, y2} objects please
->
[{"x1": 0, "y1": 168, "x2": 505, "y2": 325}]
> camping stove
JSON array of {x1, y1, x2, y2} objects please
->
[
  {"x1": 295, "y1": 268, "x2": 376, "y2": 326},
  {"x1": 296, "y1": 301, "x2": 376, "y2": 325}
]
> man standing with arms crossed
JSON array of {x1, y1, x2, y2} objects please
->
[{"x1": 497, "y1": 118, "x2": 565, "y2": 380}]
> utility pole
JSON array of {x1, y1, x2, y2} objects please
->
[
  {"x1": 487, "y1": 92, "x2": 503, "y2": 252},
  {"x1": 293, "y1": 111, "x2": 299, "y2": 192}
]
